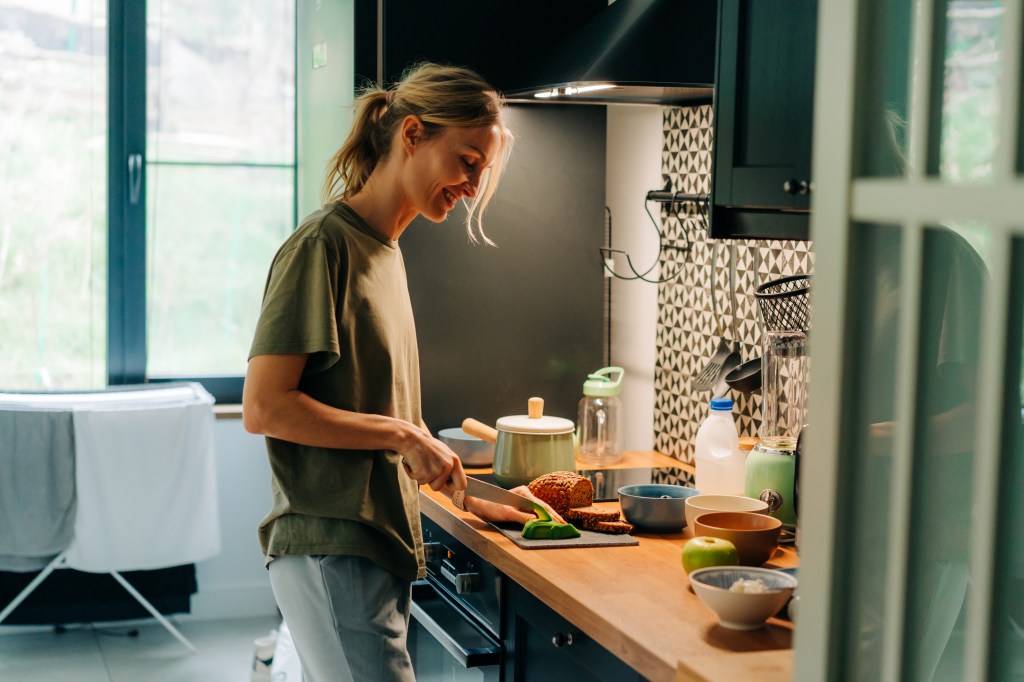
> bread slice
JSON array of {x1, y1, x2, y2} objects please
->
[
  {"x1": 572, "y1": 516, "x2": 634, "y2": 534},
  {"x1": 563, "y1": 505, "x2": 622, "y2": 524},
  {"x1": 587, "y1": 520, "x2": 635, "y2": 534},
  {"x1": 528, "y1": 472, "x2": 594, "y2": 513}
]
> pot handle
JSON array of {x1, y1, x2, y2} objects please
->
[{"x1": 462, "y1": 418, "x2": 498, "y2": 444}]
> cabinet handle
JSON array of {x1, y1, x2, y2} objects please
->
[
  {"x1": 552, "y1": 632, "x2": 574, "y2": 647},
  {"x1": 783, "y1": 179, "x2": 810, "y2": 196}
]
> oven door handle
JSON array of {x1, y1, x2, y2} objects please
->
[{"x1": 410, "y1": 581, "x2": 501, "y2": 668}]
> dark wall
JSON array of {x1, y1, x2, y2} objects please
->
[{"x1": 402, "y1": 105, "x2": 607, "y2": 431}]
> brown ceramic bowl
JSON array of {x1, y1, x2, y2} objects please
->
[{"x1": 693, "y1": 511, "x2": 782, "y2": 566}]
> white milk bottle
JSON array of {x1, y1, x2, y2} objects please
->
[{"x1": 693, "y1": 398, "x2": 743, "y2": 494}]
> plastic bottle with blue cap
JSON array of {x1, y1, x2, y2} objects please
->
[{"x1": 693, "y1": 397, "x2": 744, "y2": 495}]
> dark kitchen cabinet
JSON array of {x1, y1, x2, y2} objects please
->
[
  {"x1": 710, "y1": 0, "x2": 818, "y2": 240},
  {"x1": 502, "y1": 581, "x2": 645, "y2": 682},
  {"x1": 353, "y1": 0, "x2": 606, "y2": 93}
]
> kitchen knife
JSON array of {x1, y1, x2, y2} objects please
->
[{"x1": 464, "y1": 477, "x2": 540, "y2": 515}]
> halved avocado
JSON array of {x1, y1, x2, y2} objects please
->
[{"x1": 521, "y1": 519, "x2": 581, "y2": 540}]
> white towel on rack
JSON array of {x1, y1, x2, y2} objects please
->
[{"x1": 63, "y1": 387, "x2": 221, "y2": 573}]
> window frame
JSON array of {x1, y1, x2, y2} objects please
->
[{"x1": 106, "y1": 0, "x2": 296, "y2": 404}]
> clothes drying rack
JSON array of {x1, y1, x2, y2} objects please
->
[
  {"x1": 0, "y1": 383, "x2": 221, "y2": 653},
  {"x1": 0, "y1": 552, "x2": 197, "y2": 652}
]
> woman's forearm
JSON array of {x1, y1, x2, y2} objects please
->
[{"x1": 246, "y1": 387, "x2": 420, "y2": 452}]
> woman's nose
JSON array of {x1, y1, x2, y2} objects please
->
[{"x1": 463, "y1": 169, "x2": 483, "y2": 198}]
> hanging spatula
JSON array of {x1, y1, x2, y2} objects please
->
[
  {"x1": 692, "y1": 242, "x2": 738, "y2": 392},
  {"x1": 712, "y1": 244, "x2": 743, "y2": 397}
]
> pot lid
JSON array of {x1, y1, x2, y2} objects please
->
[{"x1": 496, "y1": 397, "x2": 575, "y2": 435}]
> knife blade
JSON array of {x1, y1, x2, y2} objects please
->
[{"x1": 465, "y1": 477, "x2": 540, "y2": 514}]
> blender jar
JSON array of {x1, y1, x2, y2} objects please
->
[{"x1": 760, "y1": 330, "x2": 808, "y2": 450}]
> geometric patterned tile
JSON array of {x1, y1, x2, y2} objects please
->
[{"x1": 653, "y1": 105, "x2": 816, "y2": 465}]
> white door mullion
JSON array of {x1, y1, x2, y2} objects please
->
[
  {"x1": 907, "y1": 0, "x2": 936, "y2": 177},
  {"x1": 880, "y1": 222, "x2": 924, "y2": 682},
  {"x1": 996, "y1": 0, "x2": 1023, "y2": 180},
  {"x1": 963, "y1": 230, "x2": 1014, "y2": 679},
  {"x1": 795, "y1": 0, "x2": 860, "y2": 676},
  {"x1": 852, "y1": 179, "x2": 1024, "y2": 227}
]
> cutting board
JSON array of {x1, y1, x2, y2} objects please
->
[{"x1": 491, "y1": 522, "x2": 639, "y2": 549}]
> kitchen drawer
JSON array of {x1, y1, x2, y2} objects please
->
[{"x1": 503, "y1": 581, "x2": 645, "y2": 682}]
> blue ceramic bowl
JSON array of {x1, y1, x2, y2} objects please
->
[{"x1": 617, "y1": 484, "x2": 701, "y2": 532}]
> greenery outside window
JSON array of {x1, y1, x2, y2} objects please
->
[{"x1": 0, "y1": 0, "x2": 296, "y2": 402}]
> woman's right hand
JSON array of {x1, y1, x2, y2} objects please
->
[{"x1": 399, "y1": 430, "x2": 467, "y2": 492}]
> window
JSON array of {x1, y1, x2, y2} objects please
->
[{"x1": 0, "y1": 0, "x2": 296, "y2": 402}]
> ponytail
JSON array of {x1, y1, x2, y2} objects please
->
[{"x1": 321, "y1": 63, "x2": 513, "y2": 243}]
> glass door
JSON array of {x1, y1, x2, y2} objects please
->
[
  {"x1": 799, "y1": 1, "x2": 1023, "y2": 680},
  {"x1": 0, "y1": 0, "x2": 108, "y2": 389},
  {"x1": 0, "y1": 1, "x2": 295, "y2": 399},
  {"x1": 144, "y1": 0, "x2": 294, "y2": 383}
]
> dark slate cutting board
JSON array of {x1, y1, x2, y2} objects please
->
[{"x1": 490, "y1": 522, "x2": 639, "y2": 549}]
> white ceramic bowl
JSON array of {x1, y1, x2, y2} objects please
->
[
  {"x1": 689, "y1": 566, "x2": 797, "y2": 630},
  {"x1": 684, "y1": 494, "x2": 768, "y2": 530}
]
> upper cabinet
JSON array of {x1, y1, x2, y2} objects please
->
[
  {"x1": 710, "y1": 0, "x2": 818, "y2": 240},
  {"x1": 353, "y1": 0, "x2": 607, "y2": 94}
]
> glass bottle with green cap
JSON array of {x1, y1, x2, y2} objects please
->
[{"x1": 576, "y1": 366, "x2": 625, "y2": 466}]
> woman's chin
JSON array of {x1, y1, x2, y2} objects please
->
[{"x1": 422, "y1": 208, "x2": 452, "y2": 223}]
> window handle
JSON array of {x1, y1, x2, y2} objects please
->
[{"x1": 128, "y1": 153, "x2": 143, "y2": 205}]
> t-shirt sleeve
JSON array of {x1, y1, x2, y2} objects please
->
[{"x1": 249, "y1": 237, "x2": 342, "y2": 373}]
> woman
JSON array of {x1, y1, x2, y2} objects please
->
[{"x1": 242, "y1": 63, "x2": 560, "y2": 681}]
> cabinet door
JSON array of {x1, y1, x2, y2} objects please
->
[
  {"x1": 711, "y1": 0, "x2": 817, "y2": 239},
  {"x1": 503, "y1": 582, "x2": 644, "y2": 682},
  {"x1": 353, "y1": 0, "x2": 606, "y2": 92}
]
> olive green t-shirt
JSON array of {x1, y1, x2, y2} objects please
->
[{"x1": 249, "y1": 202, "x2": 425, "y2": 581}]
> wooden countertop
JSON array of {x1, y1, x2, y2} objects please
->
[{"x1": 418, "y1": 451, "x2": 796, "y2": 682}]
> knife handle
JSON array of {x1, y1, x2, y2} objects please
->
[{"x1": 462, "y1": 418, "x2": 498, "y2": 444}]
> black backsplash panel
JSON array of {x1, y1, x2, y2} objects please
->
[
  {"x1": 653, "y1": 105, "x2": 815, "y2": 464},
  {"x1": 403, "y1": 105, "x2": 606, "y2": 432}
]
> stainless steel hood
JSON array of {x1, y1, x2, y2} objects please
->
[{"x1": 504, "y1": 0, "x2": 717, "y2": 106}]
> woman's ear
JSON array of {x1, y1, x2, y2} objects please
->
[{"x1": 399, "y1": 115, "x2": 424, "y2": 155}]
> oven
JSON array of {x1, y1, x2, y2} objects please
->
[{"x1": 408, "y1": 515, "x2": 502, "y2": 681}]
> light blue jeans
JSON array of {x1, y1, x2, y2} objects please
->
[{"x1": 269, "y1": 554, "x2": 414, "y2": 682}]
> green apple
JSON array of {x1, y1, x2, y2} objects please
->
[{"x1": 681, "y1": 536, "x2": 740, "y2": 575}]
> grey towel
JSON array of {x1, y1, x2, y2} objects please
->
[{"x1": 0, "y1": 408, "x2": 76, "y2": 571}]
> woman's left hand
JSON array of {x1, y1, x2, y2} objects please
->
[{"x1": 440, "y1": 483, "x2": 565, "y2": 525}]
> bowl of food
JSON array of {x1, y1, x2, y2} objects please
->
[
  {"x1": 689, "y1": 566, "x2": 797, "y2": 630},
  {"x1": 618, "y1": 484, "x2": 701, "y2": 533},
  {"x1": 693, "y1": 511, "x2": 782, "y2": 566},
  {"x1": 684, "y1": 494, "x2": 769, "y2": 531},
  {"x1": 438, "y1": 427, "x2": 495, "y2": 467}
]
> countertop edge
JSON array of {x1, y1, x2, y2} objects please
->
[{"x1": 418, "y1": 451, "x2": 691, "y2": 682}]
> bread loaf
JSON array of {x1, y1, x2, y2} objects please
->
[{"x1": 527, "y1": 472, "x2": 594, "y2": 513}]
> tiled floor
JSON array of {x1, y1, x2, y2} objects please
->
[{"x1": 0, "y1": 615, "x2": 281, "y2": 682}]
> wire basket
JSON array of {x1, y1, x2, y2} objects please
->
[{"x1": 754, "y1": 275, "x2": 811, "y2": 332}]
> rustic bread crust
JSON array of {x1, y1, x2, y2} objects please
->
[{"x1": 527, "y1": 472, "x2": 594, "y2": 513}]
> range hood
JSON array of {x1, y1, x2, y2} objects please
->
[{"x1": 504, "y1": 0, "x2": 717, "y2": 106}]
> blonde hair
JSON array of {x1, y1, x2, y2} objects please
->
[{"x1": 322, "y1": 62, "x2": 514, "y2": 244}]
